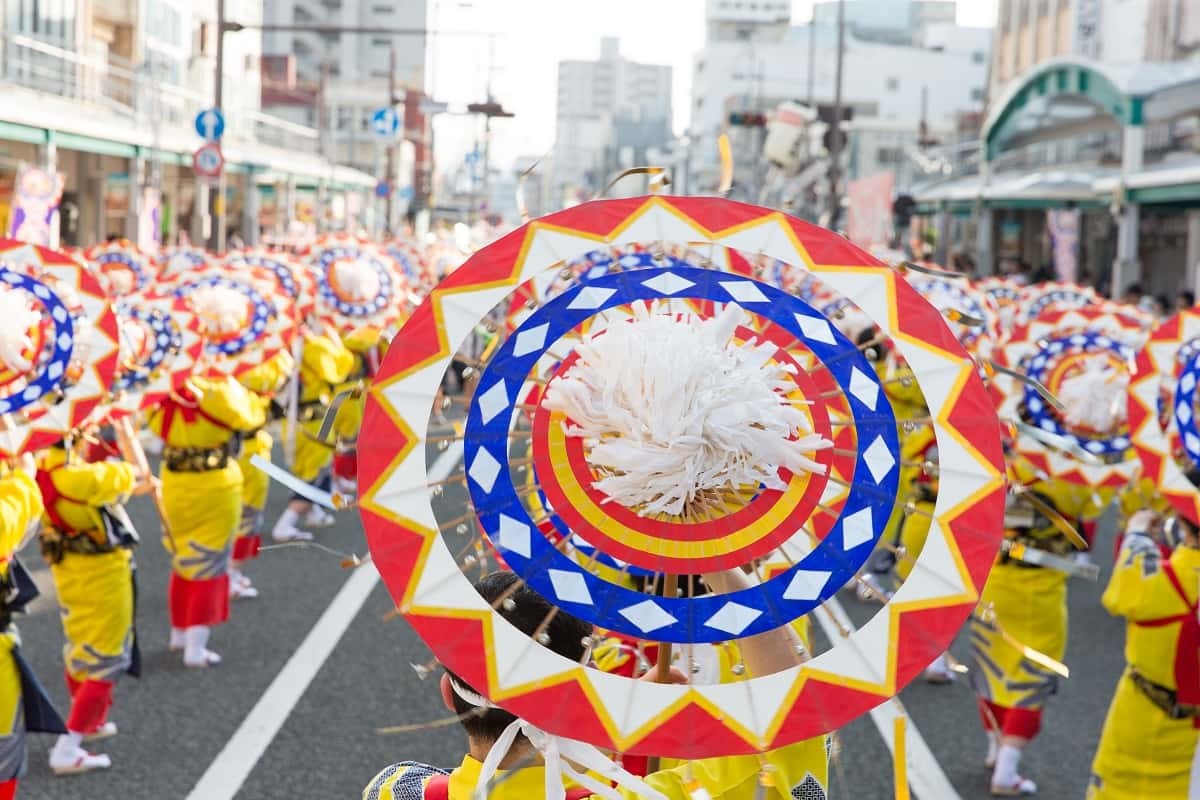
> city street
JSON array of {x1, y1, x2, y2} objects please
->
[{"x1": 10, "y1": 425, "x2": 1122, "y2": 800}]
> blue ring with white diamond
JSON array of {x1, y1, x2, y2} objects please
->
[
  {"x1": 174, "y1": 275, "x2": 272, "y2": 357},
  {"x1": 1026, "y1": 288, "x2": 1091, "y2": 320},
  {"x1": 463, "y1": 266, "x2": 899, "y2": 643},
  {"x1": 1022, "y1": 330, "x2": 1134, "y2": 457},
  {"x1": 1173, "y1": 351, "x2": 1200, "y2": 465},
  {"x1": 911, "y1": 277, "x2": 988, "y2": 342},
  {"x1": 238, "y1": 255, "x2": 300, "y2": 299},
  {"x1": 532, "y1": 486, "x2": 655, "y2": 579},
  {"x1": 385, "y1": 246, "x2": 421, "y2": 283},
  {"x1": 113, "y1": 305, "x2": 177, "y2": 392},
  {"x1": 0, "y1": 269, "x2": 75, "y2": 415},
  {"x1": 92, "y1": 251, "x2": 151, "y2": 290},
  {"x1": 314, "y1": 247, "x2": 393, "y2": 317},
  {"x1": 566, "y1": 250, "x2": 691, "y2": 285}
]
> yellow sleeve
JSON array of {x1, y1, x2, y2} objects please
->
[
  {"x1": 879, "y1": 360, "x2": 927, "y2": 419},
  {"x1": 635, "y1": 738, "x2": 829, "y2": 800},
  {"x1": 592, "y1": 637, "x2": 634, "y2": 674},
  {"x1": 199, "y1": 377, "x2": 269, "y2": 432},
  {"x1": 0, "y1": 472, "x2": 43, "y2": 558},
  {"x1": 332, "y1": 392, "x2": 365, "y2": 441},
  {"x1": 1102, "y1": 535, "x2": 1200, "y2": 622},
  {"x1": 239, "y1": 349, "x2": 296, "y2": 396},
  {"x1": 303, "y1": 335, "x2": 355, "y2": 387},
  {"x1": 57, "y1": 461, "x2": 137, "y2": 507}
]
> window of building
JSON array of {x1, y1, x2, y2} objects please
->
[
  {"x1": 371, "y1": 4, "x2": 395, "y2": 13},
  {"x1": 886, "y1": 77, "x2": 900, "y2": 91},
  {"x1": 972, "y1": 50, "x2": 985, "y2": 64},
  {"x1": 876, "y1": 147, "x2": 902, "y2": 165},
  {"x1": 372, "y1": 37, "x2": 390, "y2": 47},
  {"x1": 295, "y1": 7, "x2": 314, "y2": 23},
  {"x1": 971, "y1": 87, "x2": 984, "y2": 102}
]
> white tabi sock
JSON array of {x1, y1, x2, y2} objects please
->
[
  {"x1": 183, "y1": 625, "x2": 211, "y2": 665},
  {"x1": 53, "y1": 731, "x2": 83, "y2": 754},
  {"x1": 273, "y1": 508, "x2": 300, "y2": 535},
  {"x1": 993, "y1": 744, "x2": 1023, "y2": 786},
  {"x1": 985, "y1": 731, "x2": 1000, "y2": 767}
]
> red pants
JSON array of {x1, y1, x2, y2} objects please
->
[
  {"x1": 332, "y1": 450, "x2": 357, "y2": 482},
  {"x1": 979, "y1": 699, "x2": 1042, "y2": 740},
  {"x1": 232, "y1": 534, "x2": 261, "y2": 562},
  {"x1": 0, "y1": 778, "x2": 15, "y2": 800},
  {"x1": 168, "y1": 573, "x2": 230, "y2": 628},
  {"x1": 64, "y1": 675, "x2": 114, "y2": 734}
]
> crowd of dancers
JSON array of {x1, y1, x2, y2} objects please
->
[{"x1": 0, "y1": 222, "x2": 1196, "y2": 799}]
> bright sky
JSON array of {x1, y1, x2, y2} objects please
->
[{"x1": 429, "y1": 0, "x2": 998, "y2": 177}]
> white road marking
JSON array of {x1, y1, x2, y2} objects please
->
[
  {"x1": 186, "y1": 440, "x2": 465, "y2": 800},
  {"x1": 815, "y1": 596, "x2": 964, "y2": 800}
]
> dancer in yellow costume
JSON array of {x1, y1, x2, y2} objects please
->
[
  {"x1": 968, "y1": 453, "x2": 1105, "y2": 796},
  {"x1": 328, "y1": 326, "x2": 388, "y2": 499},
  {"x1": 35, "y1": 443, "x2": 137, "y2": 774},
  {"x1": 1087, "y1": 509, "x2": 1200, "y2": 799},
  {"x1": 148, "y1": 374, "x2": 265, "y2": 668},
  {"x1": 272, "y1": 327, "x2": 353, "y2": 542},
  {"x1": 364, "y1": 570, "x2": 830, "y2": 800},
  {"x1": 232, "y1": 348, "x2": 295, "y2": 599},
  {"x1": 0, "y1": 462, "x2": 61, "y2": 799}
]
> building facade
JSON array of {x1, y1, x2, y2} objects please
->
[
  {"x1": 811, "y1": 0, "x2": 957, "y2": 45},
  {"x1": 259, "y1": 0, "x2": 429, "y2": 225},
  {"x1": 688, "y1": 10, "x2": 990, "y2": 200},
  {"x1": 933, "y1": 0, "x2": 1200, "y2": 297},
  {"x1": 0, "y1": 0, "x2": 374, "y2": 249},
  {"x1": 553, "y1": 37, "x2": 672, "y2": 201}
]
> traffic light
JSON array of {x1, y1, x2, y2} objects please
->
[{"x1": 728, "y1": 111, "x2": 767, "y2": 127}]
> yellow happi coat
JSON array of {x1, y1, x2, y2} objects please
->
[
  {"x1": 148, "y1": 376, "x2": 266, "y2": 579},
  {"x1": 0, "y1": 471, "x2": 44, "y2": 778},
  {"x1": 37, "y1": 448, "x2": 137, "y2": 683},
  {"x1": 877, "y1": 356, "x2": 931, "y2": 573},
  {"x1": 286, "y1": 332, "x2": 354, "y2": 483},
  {"x1": 236, "y1": 350, "x2": 295, "y2": 531},
  {"x1": 1088, "y1": 534, "x2": 1200, "y2": 799},
  {"x1": 364, "y1": 737, "x2": 830, "y2": 800},
  {"x1": 968, "y1": 457, "x2": 1104, "y2": 713}
]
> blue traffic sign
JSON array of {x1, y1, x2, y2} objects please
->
[
  {"x1": 398, "y1": 185, "x2": 414, "y2": 200},
  {"x1": 371, "y1": 107, "x2": 400, "y2": 139},
  {"x1": 195, "y1": 108, "x2": 225, "y2": 141},
  {"x1": 375, "y1": 181, "x2": 392, "y2": 198}
]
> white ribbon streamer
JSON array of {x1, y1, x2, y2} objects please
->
[{"x1": 452, "y1": 680, "x2": 668, "y2": 800}]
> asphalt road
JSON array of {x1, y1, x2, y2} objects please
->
[{"x1": 10, "y1": 428, "x2": 1122, "y2": 799}]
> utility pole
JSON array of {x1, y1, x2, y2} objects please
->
[
  {"x1": 210, "y1": 0, "x2": 227, "y2": 253},
  {"x1": 806, "y1": 12, "x2": 816, "y2": 108},
  {"x1": 385, "y1": 43, "x2": 397, "y2": 235},
  {"x1": 480, "y1": 36, "x2": 495, "y2": 223},
  {"x1": 827, "y1": 0, "x2": 845, "y2": 228}
]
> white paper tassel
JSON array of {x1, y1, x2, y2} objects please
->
[
  {"x1": 332, "y1": 258, "x2": 380, "y2": 301},
  {"x1": 189, "y1": 284, "x2": 248, "y2": 336},
  {"x1": 0, "y1": 286, "x2": 41, "y2": 373},
  {"x1": 1057, "y1": 354, "x2": 1128, "y2": 433},
  {"x1": 543, "y1": 301, "x2": 832, "y2": 517}
]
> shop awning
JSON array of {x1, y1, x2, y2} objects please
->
[{"x1": 0, "y1": 85, "x2": 374, "y2": 189}]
